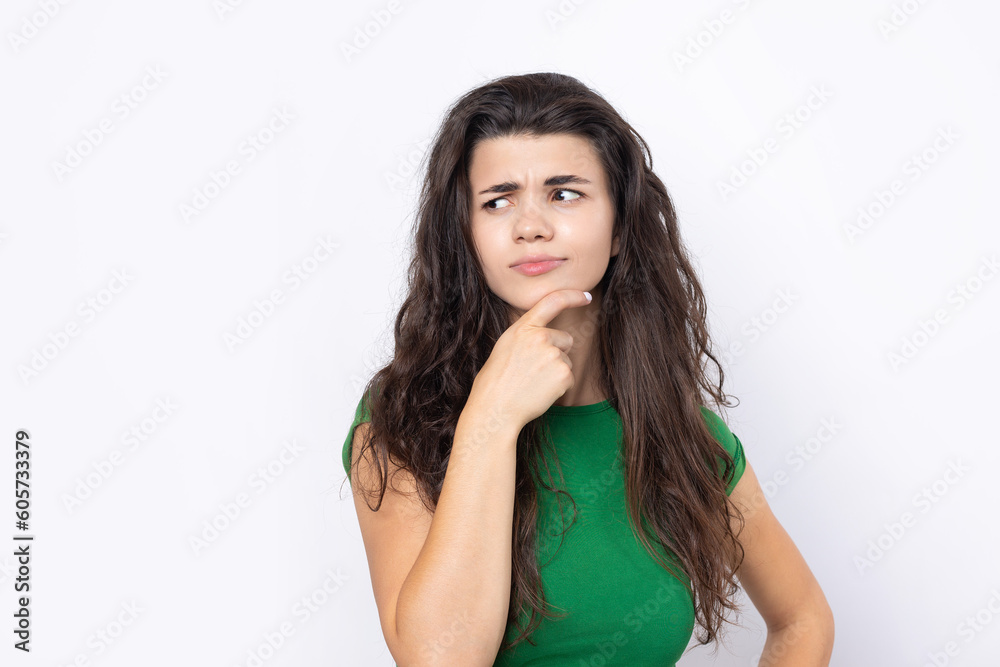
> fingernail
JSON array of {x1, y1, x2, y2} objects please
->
[{"x1": 584, "y1": 291, "x2": 592, "y2": 303}]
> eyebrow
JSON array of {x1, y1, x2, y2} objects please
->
[{"x1": 476, "y1": 174, "x2": 592, "y2": 196}]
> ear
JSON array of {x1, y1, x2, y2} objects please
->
[{"x1": 611, "y1": 234, "x2": 620, "y2": 257}]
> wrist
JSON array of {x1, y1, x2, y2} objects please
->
[{"x1": 458, "y1": 398, "x2": 523, "y2": 445}]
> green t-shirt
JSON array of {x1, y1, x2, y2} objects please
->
[{"x1": 342, "y1": 396, "x2": 747, "y2": 666}]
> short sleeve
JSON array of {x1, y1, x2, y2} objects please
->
[
  {"x1": 342, "y1": 392, "x2": 373, "y2": 481},
  {"x1": 698, "y1": 406, "x2": 747, "y2": 496}
]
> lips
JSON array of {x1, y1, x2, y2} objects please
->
[
  {"x1": 511, "y1": 258, "x2": 566, "y2": 276},
  {"x1": 511, "y1": 254, "x2": 564, "y2": 267}
]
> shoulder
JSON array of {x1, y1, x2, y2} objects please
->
[
  {"x1": 698, "y1": 405, "x2": 747, "y2": 496},
  {"x1": 342, "y1": 392, "x2": 374, "y2": 479},
  {"x1": 698, "y1": 405, "x2": 736, "y2": 454}
]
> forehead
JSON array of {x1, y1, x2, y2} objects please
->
[{"x1": 468, "y1": 133, "x2": 604, "y2": 183}]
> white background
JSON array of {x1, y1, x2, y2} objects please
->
[{"x1": 2, "y1": 0, "x2": 999, "y2": 665}]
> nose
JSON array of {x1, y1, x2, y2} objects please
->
[{"x1": 512, "y1": 198, "x2": 553, "y2": 241}]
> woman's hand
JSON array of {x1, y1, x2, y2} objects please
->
[{"x1": 468, "y1": 289, "x2": 592, "y2": 430}]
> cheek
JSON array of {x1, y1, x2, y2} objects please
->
[
  {"x1": 470, "y1": 228, "x2": 489, "y2": 265},
  {"x1": 471, "y1": 232, "x2": 502, "y2": 282},
  {"x1": 476, "y1": 230, "x2": 503, "y2": 266}
]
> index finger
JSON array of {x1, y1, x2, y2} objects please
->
[{"x1": 518, "y1": 289, "x2": 593, "y2": 328}]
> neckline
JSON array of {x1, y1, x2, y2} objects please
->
[{"x1": 544, "y1": 398, "x2": 613, "y2": 416}]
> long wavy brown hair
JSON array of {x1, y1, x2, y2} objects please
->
[{"x1": 343, "y1": 72, "x2": 747, "y2": 655}]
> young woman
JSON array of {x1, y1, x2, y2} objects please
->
[{"x1": 342, "y1": 72, "x2": 834, "y2": 666}]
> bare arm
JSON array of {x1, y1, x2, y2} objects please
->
[
  {"x1": 352, "y1": 290, "x2": 588, "y2": 665},
  {"x1": 729, "y1": 461, "x2": 835, "y2": 665},
  {"x1": 396, "y1": 399, "x2": 521, "y2": 665},
  {"x1": 731, "y1": 462, "x2": 834, "y2": 667},
  {"x1": 352, "y1": 399, "x2": 521, "y2": 666}
]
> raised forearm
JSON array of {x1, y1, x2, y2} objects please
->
[{"x1": 394, "y1": 402, "x2": 521, "y2": 666}]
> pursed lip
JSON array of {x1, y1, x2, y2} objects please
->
[{"x1": 510, "y1": 254, "x2": 565, "y2": 267}]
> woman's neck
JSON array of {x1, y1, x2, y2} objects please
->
[{"x1": 547, "y1": 291, "x2": 605, "y2": 407}]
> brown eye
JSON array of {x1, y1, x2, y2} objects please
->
[
  {"x1": 484, "y1": 196, "x2": 512, "y2": 210},
  {"x1": 554, "y1": 189, "x2": 582, "y2": 202}
]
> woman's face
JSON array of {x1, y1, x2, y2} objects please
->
[{"x1": 467, "y1": 132, "x2": 619, "y2": 318}]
